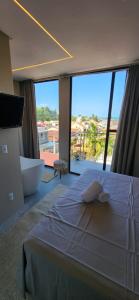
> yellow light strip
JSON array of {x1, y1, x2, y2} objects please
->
[
  {"x1": 12, "y1": 56, "x2": 72, "y2": 72},
  {"x1": 12, "y1": 0, "x2": 73, "y2": 71},
  {"x1": 13, "y1": 0, "x2": 72, "y2": 58}
]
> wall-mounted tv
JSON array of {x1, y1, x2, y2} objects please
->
[{"x1": 0, "y1": 93, "x2": 24, "y2": 128}]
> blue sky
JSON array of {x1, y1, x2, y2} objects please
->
[
  {"x1": 35, "y1": 70, "x2": 126, "y2": 118},
  {"x1": 35, "y1": 80, "x2": 59, "y2": 112}
]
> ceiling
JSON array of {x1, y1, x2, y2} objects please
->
[{"x1": 0, "y1": 0, "x2": 139, "y2": 80}]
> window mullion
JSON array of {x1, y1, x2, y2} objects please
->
[{"x1": 103, "y1": 72, "x2": 116, "y2": 170}]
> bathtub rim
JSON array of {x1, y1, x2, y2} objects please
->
[{"x1": 20, "y1": 156, "x2": 44, "y2": 171}]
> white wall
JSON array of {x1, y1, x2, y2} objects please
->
[
  {"x1": 0, "y1": 32, "x2": 13, "y2": 93},
  {"x1": 13, "y1": 80, "x2": 24, "y2": 155},
  {"x1": 0, "y1": 31, "x2": 24, "y2": 224},
  {"x1": 13, "y1": 80, "x2": 20, "y2": 96}
]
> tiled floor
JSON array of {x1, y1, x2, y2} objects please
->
[
  {"x1": 0, "y1": 168, "x2": 78, "y2": 233},
  {"x1": 25, "y1": 167, "x2": 78, "y2": 204}
]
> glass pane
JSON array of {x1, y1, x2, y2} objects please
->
[
  {"x1": 106, "y1": 70, "x2": 127, "y2": 170},
  {"x1": 70, "y1": 72, "x2": 112, "y2": 174},
  {"x1": 110, "y1": 70, "x2": 127, "y2": 130},
  {"x1": 106, "y1": 132, "x2": 117, "y2": 171},
  {"x1": 35, "y1": 80, "x2": 59, "y2": 167}
]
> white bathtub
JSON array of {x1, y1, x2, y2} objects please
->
[{"x1": 20, "y1": 156, "x2": 44, "y2": 196}]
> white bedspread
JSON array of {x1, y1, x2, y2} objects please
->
[{"x1": 23, "y1": 169, "x2": 139, "y2": 299}]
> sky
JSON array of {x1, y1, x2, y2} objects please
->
[{"x1": 35, "y1": 70, "x2": 126, "y2": 119}]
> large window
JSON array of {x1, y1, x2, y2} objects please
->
[
  {"x1": 70, "y1": 70, "x2": 127, "y2": 174},
  {"x1": 35, "y1": 80, "x2": 59, "y2": 167},
  {"x1": 105, "y1": 71, "x2": 127, "y2": 170}
]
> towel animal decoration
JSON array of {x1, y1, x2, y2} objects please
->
[{"x1": 81, "y1": 181, "x2": 109, "y2": 203}]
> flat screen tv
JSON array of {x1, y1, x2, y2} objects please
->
[{"x1": 0, "y1": 93, "x2": 24, "y2": 128}]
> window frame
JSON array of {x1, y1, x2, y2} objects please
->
[
  {"x1": 69, "y1": 69, "x2": 128, "y2": 174},
  {"x1": 33, "y1": 67, "x2": 128, "y2": 173},
  {"x1": 34, "y1": 78, "x2": 59, "y2": 168}
]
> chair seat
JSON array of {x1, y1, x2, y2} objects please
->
[
  {"x1": 53, "y1": 160, "x2": 67, "y2": 178},
  {"x1": 54, "y1": 159, "x2": 66, "y2": 167}
]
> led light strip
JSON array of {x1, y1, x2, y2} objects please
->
[
  {"x1": 12, "y1": 0, "x2": 73, "y2": 72},
  {"x1": 13, "y1": 57, "x2": 72, "y2": 72}
]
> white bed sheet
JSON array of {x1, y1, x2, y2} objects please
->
[{"x1": 22, "y1": 169, "x2": 139, "y2": 299}]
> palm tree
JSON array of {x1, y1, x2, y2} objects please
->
[
  {"x1": 107, "y1": 133, "x2": 116, "y2": 157},
  {"x1": 86, "y1": 124, "x2": 106, "y2": 160},
  {"x1": 86, "y1": 123, "x2": 98, "y2": 158}
]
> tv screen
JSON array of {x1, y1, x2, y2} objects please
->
[{"x1": 0, "y1": 93, "x2": 24, "y2": 128}]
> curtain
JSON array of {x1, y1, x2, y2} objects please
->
[
  {"x1": 20, "y1": 80, "x2": 39, "y2": 159},
  {"x1": 111, "y1": 65, "x2": 139, "y2": 175}
]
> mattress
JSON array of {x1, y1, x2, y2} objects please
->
[{"x1": 19, "y1": 169, "x2": 139, "y2": 300}]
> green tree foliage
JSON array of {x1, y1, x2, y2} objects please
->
[
  {"x1": 71, "y1": 116, "x2": 77, "y2": 122},
  {"x1": 107, "y1": 133, "x2": 116, "y2": 157},
  {"x1": 81, "y1": 116, "x2": 89, "y2": 121},
  {"x1": 91, "y1": 114, "x2": 99, "y2": 122},
  {"x1": 71, "y1": 120, "x2": 116, "y2": 162},
  {"x1": 86, "y1": 123, "x2": 115, "y2": 160},
  {"x1": 36, "y1": 106, "x2": 58, "y2": 121},
  {"x1": 86, "y1": 123, "x2": 99, "y2": 159}
]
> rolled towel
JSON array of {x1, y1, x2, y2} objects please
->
[
  {"x1": 98, "y1": 192, "x2": 110, "y2": 203},
  {"x1": 81, "y1": 181, "x2": 103, "y2": 203}
]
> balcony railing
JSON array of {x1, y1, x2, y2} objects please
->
[
  {"x1": 70, "y1": 131, "x2": 116, "y2": 173},
  {"x1": 37, "y1": 125, "x2": 116, "y2": 171}
]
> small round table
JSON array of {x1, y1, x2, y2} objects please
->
[{"x1": 53, "y1": 160, "x2": 67, "y2": 179}]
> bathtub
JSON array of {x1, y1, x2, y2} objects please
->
[{"x1": 20, "y1": 156, "x2": 44, "y2": 196}]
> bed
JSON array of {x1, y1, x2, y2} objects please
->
[{"x1": 19, "y1": 169, "x2": 139, "y2": 300}]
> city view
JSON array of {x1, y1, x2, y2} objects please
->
[
  {"x1": 36, "y1": 105, "x2": 59, "y2": 167},
  {"x1": 35, "y1": 70, "x2": 126, "y2": 173}
]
